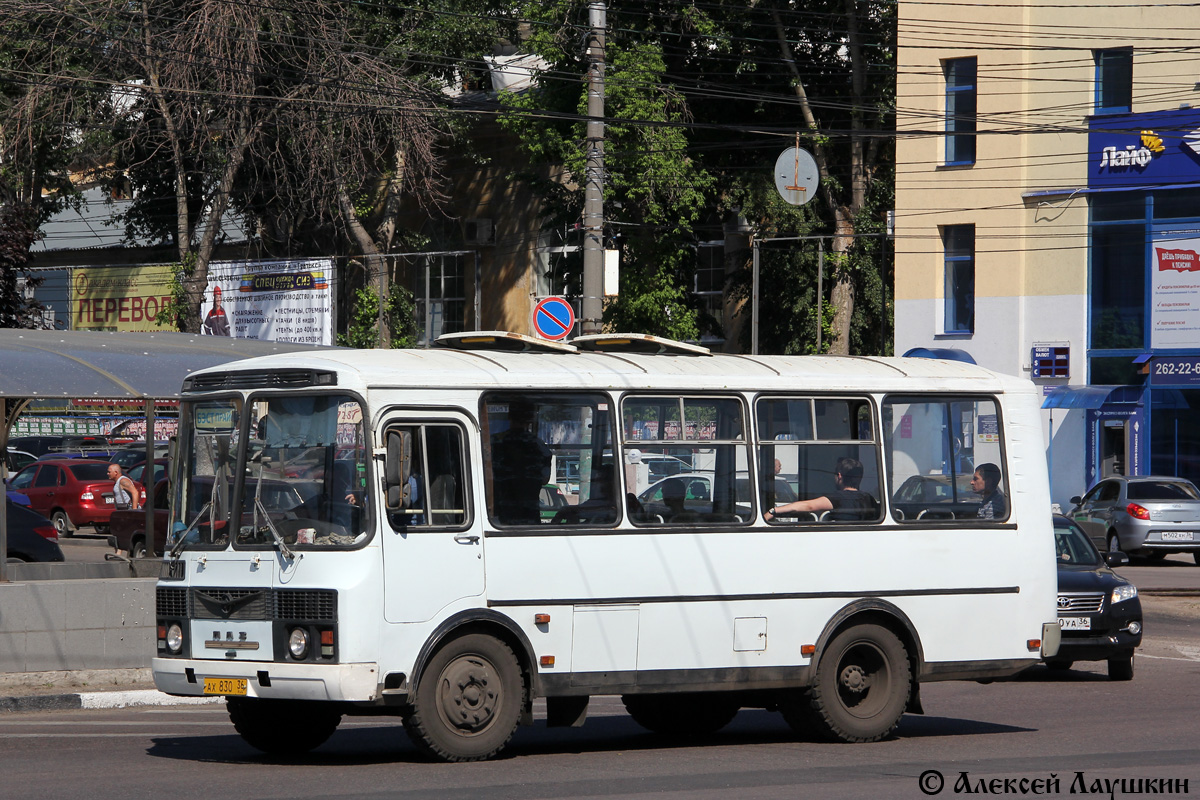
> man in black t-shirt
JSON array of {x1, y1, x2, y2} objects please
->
[{"x1": 764, "y1": 456, "x2": 877, "y2": 522}]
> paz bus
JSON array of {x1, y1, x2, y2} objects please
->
[{"x1": 152, "y1": 332, "x2": 1060, "y2": 762}]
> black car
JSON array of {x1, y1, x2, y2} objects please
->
[
  {"x1": 5, "y1": 500, "x2": 66, "y2": 563},
  {"x1": 1049, "y1": 515, "x2": 1142, "y2": 680}
]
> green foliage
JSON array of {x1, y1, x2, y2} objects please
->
[
  {"x1": 154, "y1": 255, "x2": 197, "y2": 332},
  {"x1": 0, "y1": 202, "x2": 44, "y2": 327},
  {"x1": 339, "y1": 285, "x2": 419, "y2": 349}
]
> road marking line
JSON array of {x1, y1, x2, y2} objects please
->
[{"x1": 1139, "y1": 654, "x2": 1200, "y2": 662}]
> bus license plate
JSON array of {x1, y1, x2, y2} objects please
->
[
  {"x1": 203, "y1": 678, "x2": 248, "y2": 696},
  {"x1": 1161, "y1": 531, "x2": 1194, "y2": 541},
  {"x1": 1058, "y1": 617, "x2": 1091, "y2": 631}
]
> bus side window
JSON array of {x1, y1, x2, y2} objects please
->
[
  {"x1": 385, "y1": 424, "x2": 470, "y2": 529},
  {"x1": 883, "y1": 396, "x2": 1007, "y2": 523},
  {"x1": 756, "y1": 396, "x2": 882, "y2": 524}
]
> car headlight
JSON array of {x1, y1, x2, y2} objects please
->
[{"x1": 1112, "y1": 584, "x2": 1138, "y2": 604}]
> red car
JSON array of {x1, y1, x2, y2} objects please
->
[{"x1": 6, "y1": 458, "x2": 144, "y2": 536}]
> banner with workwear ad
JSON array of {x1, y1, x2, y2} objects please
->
[
  {"x1": 72, "y1": 263, "x2": 175, "y2": 332},
  {"x1": 1151, "y1": 234, "x2": 1200, "y2": 349},
  {"x1": 202, "y1": 258, "x2": 333, "y2": 345}
]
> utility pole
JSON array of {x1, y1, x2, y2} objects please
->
[{"x1": 581, "y1": 1, "x2": 606, "y2": 335}]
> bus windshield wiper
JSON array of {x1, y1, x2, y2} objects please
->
[
  {"x1": 170, "y1": 501, "x2": 211, "y2": 559},
  {"x1": 255, "y1": 496, "x2": 296, "y2": 562}
]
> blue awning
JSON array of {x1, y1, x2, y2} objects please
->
[
  {"x1": 902, "y1": 347, "x2": 977, "y2": 364},
  {"x1": 1041, "y1": 385, "x2": 1141, "y2": 410}
]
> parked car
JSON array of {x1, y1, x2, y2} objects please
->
[
  {"x1": 7, "y1": 458, "x2": 144, "y2": 536},
  {"x1": 108, "y1": 442, "x2": 170, "y2": 471},
  {"x1": 636, "y1": 473, "x2": 794, "y2": 520},
  {"x1": 892, "y1": 473, "x2": 979, "y2": 520},
  {"x1": 5, "y1": 500, "x2": 65, "y2": 563},
  {"x1": 7, "y1": 436, "x2": 65, "y2": 457},
  {"x1": 5, "y1": 448, "x2": 36, "y2": 473},
  {"x1": 111, "y1": 480, "x2": 169, "y2": 559},
  {"x1": 539, "y1": 483, "x2": 568, "y2": 521},
  {"x1": 1068, "y1": 475, "x2": 1200, "y2": 563},
  {"x1": 1048, "y1": 515, "x2": 1142, "y2": 680},
  {"x1": 127, "y1": 458, "x2": 168, "y2": 488}
]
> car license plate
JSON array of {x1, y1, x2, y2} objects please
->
[
  {"x1": 1058, "y1": 617, "x2": 1091, "y2": 631},
  {"x1": 1161, "y1": 531, "x2": 1194, "y2": 542},
  {"x1": 104, "y1": 497, "x2": 114, "y2": 504},
  {"x1": 203, "y1": 677, "x2": 248, "y2": 696}
]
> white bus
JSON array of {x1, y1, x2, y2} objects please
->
[{"x1": 152, "y1": 333, "x2": 1060, "y2": 762}]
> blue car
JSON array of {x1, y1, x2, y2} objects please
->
[{"x1": 5, "y1": 500, "x2": 65, "y2": 563}]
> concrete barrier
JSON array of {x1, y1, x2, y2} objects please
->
[{"x1": 0, "y1": 577, "x2": 156, "y2": 672}]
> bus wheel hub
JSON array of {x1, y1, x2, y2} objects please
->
[{"x1": 440, "y1": 657, "x2": 497, "y2": 731}]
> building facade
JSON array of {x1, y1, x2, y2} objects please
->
[{"x1": 895, "y1": 1, "x2": 1200, "y2": 506}]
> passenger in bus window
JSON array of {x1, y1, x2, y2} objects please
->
[
  {"x1": 661, "y1": 478, "x2": 701, "y2": 523},
  {"x1": 491, "y1": 400, "x2": 552, "y2": 524},
  {"x1": 764, "y1": 457, "x2": 877, "y2": 522},
  {"x1": 971, "y1": 463, "x2": 1007, "y2": 519}
]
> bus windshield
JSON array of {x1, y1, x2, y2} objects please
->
[{"x1": 168, "y1": 393, "x2": 370, "y2": 553}]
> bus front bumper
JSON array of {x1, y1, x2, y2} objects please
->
[{"x1": 152, "y1": 658, "x2": 380, "y2": 702}]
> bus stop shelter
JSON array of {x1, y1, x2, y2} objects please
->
[{"x1": 0, "y1": 329, "x2": 327, "y2": 581}]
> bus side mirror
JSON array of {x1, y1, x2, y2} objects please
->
[{"x1": 385, "y1": 430, "x2": 412, "y2": 510}]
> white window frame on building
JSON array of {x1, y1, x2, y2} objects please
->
[
  {"x1": 942, "y1": 224, "x2": 975, "y2": 335},
  {"x1": 693, "y1": 241, "x2": 726, "y2": 344},
  {"x1": 414, "y1": 253, "x2": 470, "y2": 346}
]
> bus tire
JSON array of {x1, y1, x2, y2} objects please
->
[
  {"x1": 806, "y1": 623, "x2": 910, "y2": 743},
  {"x1": 227, "y1": 697, "x2": 342, "y2": 754},
  {"x1": 621, "y1": 693, "x2": 739, "y2": 736},
  {"x1": 403, "y1": 633, "x2": 524, "y2": 762}
]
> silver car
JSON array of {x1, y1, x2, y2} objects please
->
[{"x1": 1068, "y1": 476, "x2": 1200, "y2": 564}]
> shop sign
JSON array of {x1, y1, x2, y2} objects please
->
[{"x1": 1089, "y1": 108, "x2": 1200, "y2": 189}]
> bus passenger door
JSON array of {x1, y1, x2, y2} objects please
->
[{"x1": 381, "y1": 416, "x2": 483, "y2": 624}]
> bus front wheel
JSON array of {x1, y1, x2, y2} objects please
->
[
  {"x1": 800, "y1": 623, "x2": 911, "y2": 743},
  {"x1": 403, "y1": 633, "x2": 525, "y2": 762},
  {"x1": 227, "y1": 697, "x2": 342, "y2": 754}
]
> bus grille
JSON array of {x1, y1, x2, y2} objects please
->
[
  {"x1": 1057, "y1": 592, "x2": 1103, "y2": 614},
  {"x1": 156, "y1": 587, "x2": 337, "y2": 623},
  {"x1": 157, "y1": 587, "x2": 189, "y2": 617}
]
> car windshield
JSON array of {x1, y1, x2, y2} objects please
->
[
  {"x1": 1127, "y1": 481, "x2": 1200, "y2": 501},
  {"x1": 1053, "y1": 517, "x2": 1102, "y2": 567},
  {"x1": 68, "y1": 463, "x2": 112, "y2": 482}
]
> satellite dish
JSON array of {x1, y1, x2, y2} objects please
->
[{"x1": 774, "y1": 147, "x2": 819, "y2": 206}]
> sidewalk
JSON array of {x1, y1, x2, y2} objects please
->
[{"x1": 0, "y1": 668, "x2": 219, "y2": 713}]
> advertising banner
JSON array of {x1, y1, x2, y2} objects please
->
[
  {"x1": 1150, "y1": 235, "x2": 1200, "y2": 348},
  {"x1": 72, "y1": 264, "x2": 176, "y2": 332},
  {"x1": 1089, "y1": 108, "x2": 1200, "y2": 189},
  {"x1": 202, "y1": 258, "x2": 334, "y2": 345}
]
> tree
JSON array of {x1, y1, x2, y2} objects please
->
[
  {"x1": 499, "y1": 6, "x2": 714, "y2": 341},
  {"x1": 99, "y1": 0, "x2": 459, "y2": 334},
  {"x1": 496, "y1": 1, "x2": 893, "y2": 352},
  {"x1": 0, "y1": 202, "x2": 44, "y2": 328}
]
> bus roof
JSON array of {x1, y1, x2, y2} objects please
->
[{"x1": 184, "y1": 347, "x2": 1034, "y2": 397}]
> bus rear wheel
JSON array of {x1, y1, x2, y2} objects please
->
[
  {"x1": 403, "y1": 633, "x2": 524, "y2": 762},
  {"x1": 803, "y1": 623, "x2": 910, "y2": 743},
  {"x1": 227, "y1": 697, "x2": 343, "y2": 754},
  {"x1": 621, "y1": 693, "x2": 740, "y2": 736}
]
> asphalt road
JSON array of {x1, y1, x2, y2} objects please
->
[{"x1": 0, "y1": 599, "x2": 1195, "y2": 800}]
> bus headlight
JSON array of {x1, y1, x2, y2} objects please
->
[
  {"x1": 288, "y1": 627, "x2": 310, "y2": 659},
  {"x1": 165, "y1": 624, "x2": 184, "y2": 654}
]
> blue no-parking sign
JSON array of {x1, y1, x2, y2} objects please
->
[{"x1": 533, "y1": 297, "x2": 575, "y2": 341}]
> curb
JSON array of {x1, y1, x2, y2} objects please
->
[{"x1": 0, "y1": 689, "x2": 220, "y2": 714}]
